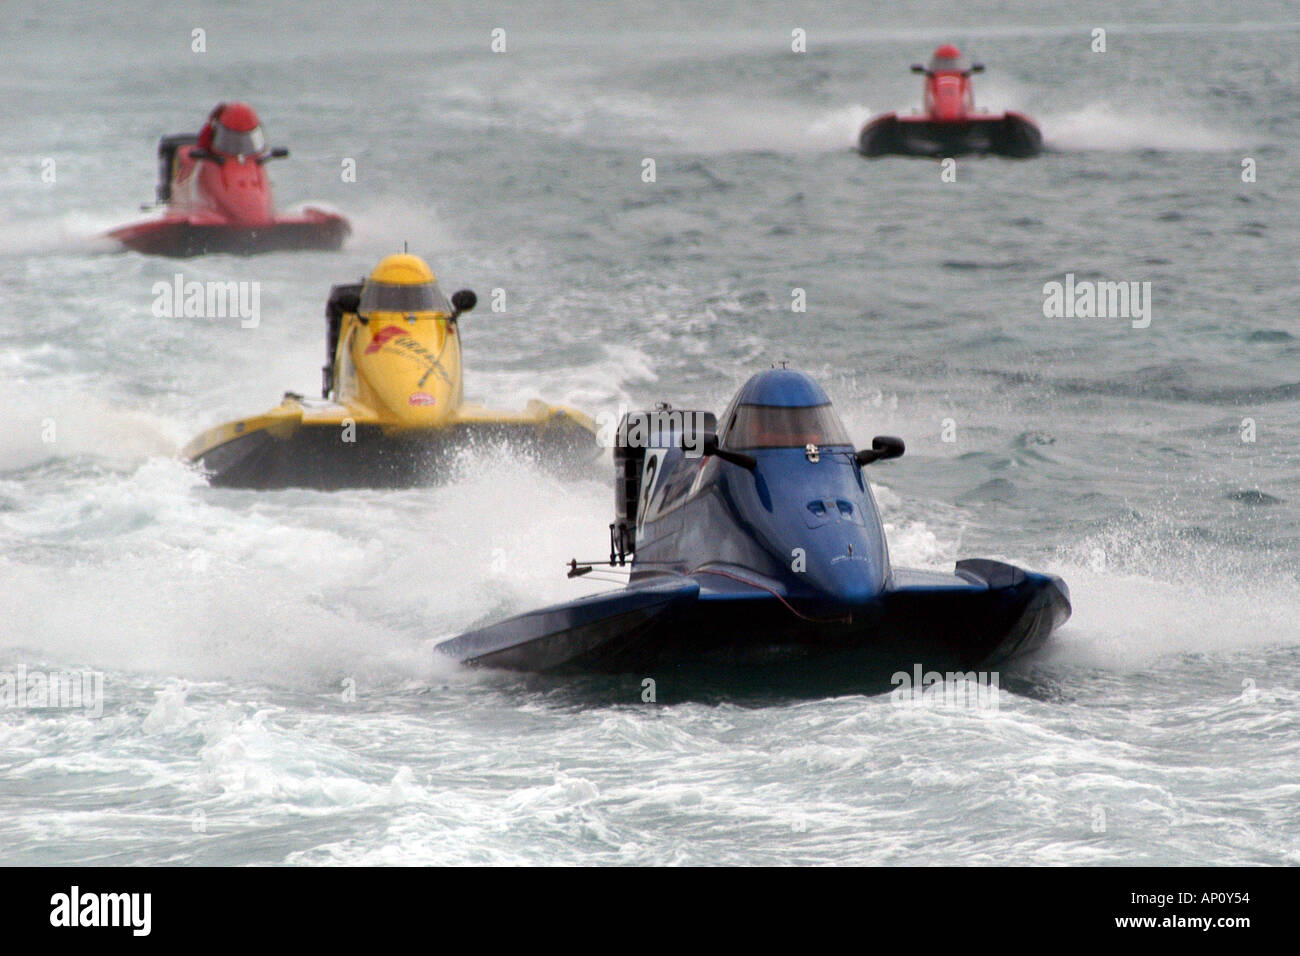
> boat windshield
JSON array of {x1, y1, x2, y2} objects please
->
[
  {"x1": 724, "y1": 402, "x2": 851, "y2": 449},
  {"x1": 358, "y1": 281, "x2": 452, "y2": 316},
  {"x1": 212, "y1": 124, "x2": 267, "y2": 157},
  {"x1": 927, "y1": 53, "x2": 970, "y2": 73}
]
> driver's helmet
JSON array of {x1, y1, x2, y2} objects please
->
[
  {"x1": 927, "y1": 44, "x2": 970, "y2": 73},
  {"x1": 359, "y1": 254, "x2": 453, "y2": 318},
  {"x1": 209, "y1": 102, "x2": 268, "y2": 157}
]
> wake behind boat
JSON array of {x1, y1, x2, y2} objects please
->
[{"x1": 438, "y1": 368, "x2": 1070, "y2": 678}]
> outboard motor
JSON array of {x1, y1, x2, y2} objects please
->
[
  {"x1": 612, "y1": 406, "x2": 716, "y2": 562},
  {"x1": 612, "y1": 416, "x2": 645, "y2": 562},
  {"x1": 321, "y1": 282, "x2": 362, "y2": 397},
  {"x1": 155, "y1": 133, "x2": 198, "y2": 204}
]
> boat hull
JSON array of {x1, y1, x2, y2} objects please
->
[
  {"x1": 858, "y1": 112, "x2": 1042, "y2": 158},
  {"x1": 192, "y1": 418, "x2": 599, "y2": 490},
  {"x1": 108, "y1": 213, "x2": 349, "y2": 257},
  {"x1": 440, "y1": 562, "x2": 1071, "y2": 679}
]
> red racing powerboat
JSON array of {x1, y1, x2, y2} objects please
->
[
  {"x1": 108, "y1": 102, "x2": 350, "y2": 257},
  {"x1": 858, "y1": 46, "x2": 1042, "y2": 158}
]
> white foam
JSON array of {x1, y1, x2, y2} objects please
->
[
  {"x1": 0, "y1": 448, "x2": 608, "y2": 690},
  {"x1": 0, "y1": 388, "x2": 177, "y2": 472},
  {"x1": 0, "y1": 211, "x2": 126, "y2": 256},
  {"x1": 343, "y1": 198, "x2": 456, "y2": 255},
  {"x1": 668, "y1": 101, "x2": 876, "y2": 153},
  {"x1": 1039, "y1": 560, "x2": 1300, "y2": 671},
  {"x1": 1044, "y1": 101, "x2": 1241, "y2": 152}
]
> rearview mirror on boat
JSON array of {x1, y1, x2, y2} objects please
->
[
  {"x1": 970, "y1": 63, "x2": 985, "y2": 73},
  {"x1": 699, "y1": 432, "x2": 757, "y2": 470},
  {"x1": 451, "y1": 289, "x2": 477, "y2": 316},
  {"x1": 910, "y1": 63, "x2": 926, "y2": 73},
  {"x1": 855, "y1": 435, "x2": 905, "y2": 466}
]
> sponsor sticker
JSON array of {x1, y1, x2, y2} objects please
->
[{"x1": 365, "y1": 325, "x2": 407, "y2": 354}]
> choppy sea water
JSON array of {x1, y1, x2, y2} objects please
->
[{"x1": 1, "y1": 0, "x2": 1298, "y2": 865}]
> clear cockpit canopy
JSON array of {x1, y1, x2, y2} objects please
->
[
  {"x1": 927, "y1": 51, "x2": 971, "y2": 73},
  {"x1": 212, "y1": 123, "x2": 267, "y2": 157},
  {"x1": 358, "y1": 280, "x2": 453, "y2": 317},
  {"x1": 724, "y1": 402, "x2": 851, "y2": 450}
]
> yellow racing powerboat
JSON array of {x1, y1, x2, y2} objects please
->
[{"x1": 183, "y1": 253, "x2": 598, "y2": 489}]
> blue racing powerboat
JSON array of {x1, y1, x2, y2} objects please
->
[{"x1": 437, "y1": 368, "x2": 1070, "y2": 677}]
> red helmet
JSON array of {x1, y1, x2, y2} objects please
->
[
  {"x1": 217, "y1": 102, "x2": 260, "y2": 132},
  {"x1": 928, "y1": 45, "x2": 970, "y2": 72},
  {"x1": 207, "y1": 102, "x2": 267, "y2": 156}
]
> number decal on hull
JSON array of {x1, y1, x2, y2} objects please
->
[{"x1": 637, "y1": 451, "x2": 661, "y2": 533}]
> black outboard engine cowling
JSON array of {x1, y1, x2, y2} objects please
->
[
  {"x1": 321, "y1": 282, "x2": 363, "y2": 397},
  {"x1": 612, "y1": 418, "x2": 644, "y2": 561},
  {"x1": 612, "y1": 407, "x2": 715, "y2": 561},
  {"x1": 155, "y1": 133, "x2": 198, "y2": 203}
]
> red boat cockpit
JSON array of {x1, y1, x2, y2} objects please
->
[{"x1": 915, "y1": 45, "x2": 980, "y2": 121}]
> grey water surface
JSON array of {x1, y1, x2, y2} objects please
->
[{"x1": 1, "y1": 0, "x2": 1297, "y2": 864}]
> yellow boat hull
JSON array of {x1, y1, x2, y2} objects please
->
[
  {"x1": 182, "y1": 264, "x2": 601, "y2": 489},
  {"x1": 183, "y1": 396, "x2": 599, "y2": 490}
]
